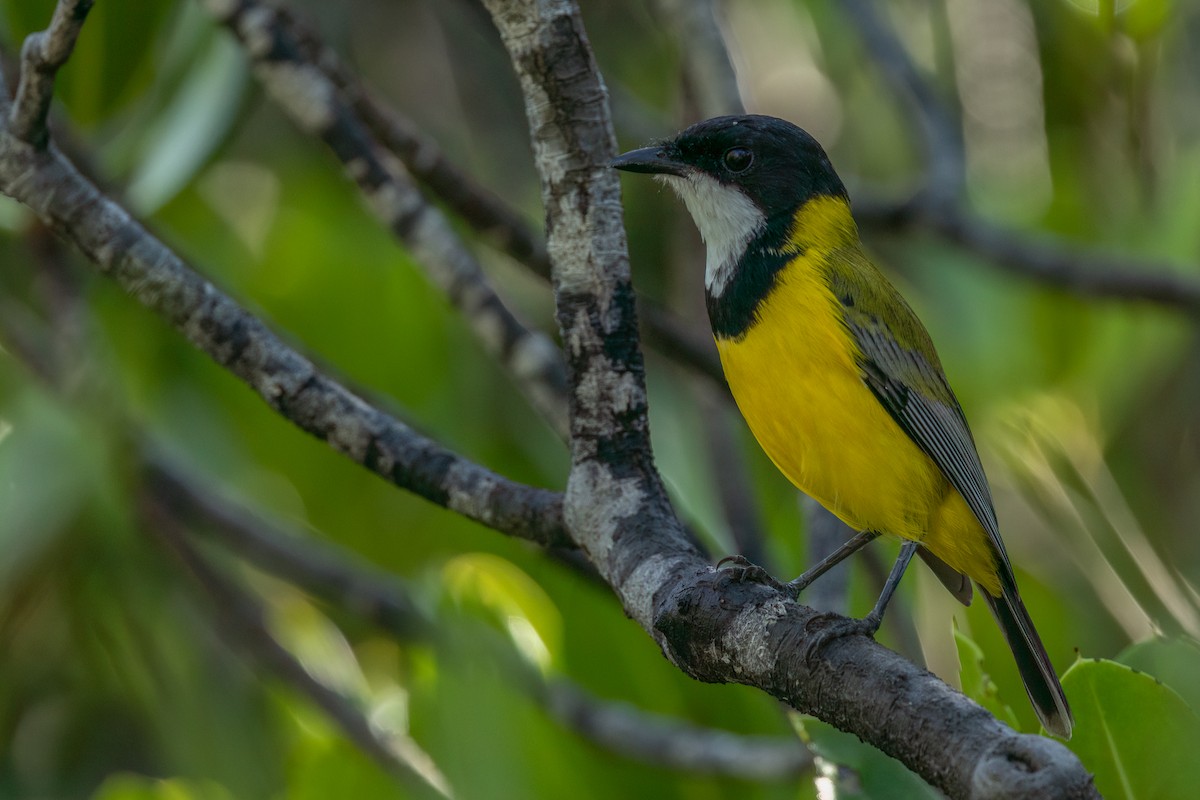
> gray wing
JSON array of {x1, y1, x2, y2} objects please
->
[{"x1": 846, "y1": 313, "x2": 1008, "y2": 568}]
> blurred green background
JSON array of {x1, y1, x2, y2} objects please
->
[{"x1": 1, "y1": 0, "x2": 1199, "y2": 798}]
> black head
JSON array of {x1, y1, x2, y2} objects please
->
[{"x1": 610, "y1": 115, "x2": 847, "y2": 220}]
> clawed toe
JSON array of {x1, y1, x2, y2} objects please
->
[
  {"x1": 800, "y1": 613, "x2": 881, "y2": 663},
  {"x1": 715, "y1": 555, "x2": 793, "y2": 595}
]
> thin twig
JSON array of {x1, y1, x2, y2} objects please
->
[
  {"x1": 839, "y1": 0, "x2": 964, "y2": 201},
  {"x1": 701, "y1": 393, "x2": 767, "y2": 565},
  {"x1": 201, "y1": 0, "x2": 570, "y2": 439},
  {"x1": 483, "y1": 2, "x2": 1095, "y2": 796},
  {"x1": 801, "y1": 498, "x2": 853, "y2": 616},
  {"x1": 543, "y1": 681, "x2": 810, "y2": 779},
  {"x1": 652, "y1": 0, "x2": 744, "y2": 119},
  {"x1": 147, "y1": 505, "x2": 453, "y2": 798},
  {"x1": 0, "y1": 121, "x2": 568, "y2": 548},
  {"x1": 638, "y1": 303, "x2": 726, "y2": 390},
  {"x1": 854, "y1": 195, "x2": 1200, "y2": 315},
  {"x1": 146, "y1": 456, "x2": 434, "y2": 642},
  {"x1": 835, "y1": 0, "x2": 1200, "y2": 314},
  {"x1": 275, "y1": 5, "x2": 554, "y2": 280},
  {"x1": 6, "y1": 0, "x2": 94, "y2": 146},
  {"x1": 264, "y1": 0, "x2": 734, "y2": 395},
  {"x1": 148, "y1": 452, "x2": 811, "y2": 780},
  {"x1": 919, "y1": 201, "x2": 1200, "y2": 313}
]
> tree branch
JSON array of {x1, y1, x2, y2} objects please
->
[
  {"x1": 839, "y1": 0, "x2": 964, "y2": 201},
  {"x1": 856, "y1": 196, "x2": 1200, "y2": 315},
  {"x1": 0, "y1": 93, "x2": 567, "y2": 549},
  {"x1": 542, "y1": 680, "x2": 810, "y2": 779},
  {"x1": 836, "y1": 0, "x2": 1200, "y2": 315},
  {"x1": 145, "y1": 502, "x2": 452, "y2": 798},
  {"x1": 200, "y1": 0, "x2": 570, "y2": 438},
  {"x1": 254, "y1": 0, "x2": 733, "y2": 394},
  {"x1": 146, "y1": 454, "x2": 435, "y2": 642},
  {"x1": 147, "y1": 450, "x2": 811, "y2": 781},
  {"x1": 273, "y1": 3, "x2": 555, "y2": 281},
  {"x1": 5, "y1": 0, "x2": 93, "y2": 146},
  {"x1": 651, "y1": 0, "x2": 743, "y2": 119},
  {"x1": 0, "y1": 2, "x2": 1099, "y2": 796},
  {"x1": 482, "y1": 2, "x2": 1096, "y2": 796}
]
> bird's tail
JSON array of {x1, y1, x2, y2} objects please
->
[{"x1": 981, "y1": 580, "x2": 1074, "y2": 739}]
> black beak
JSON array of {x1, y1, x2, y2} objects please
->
[{"x1": 609, "y1": 145, "x2": 689, "y2": 177}]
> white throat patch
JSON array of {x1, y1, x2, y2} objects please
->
[{"x1": 657, "y1": 172, "x2": 765, "y2": 297}]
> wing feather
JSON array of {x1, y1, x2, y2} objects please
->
[{"x1": 827, "y1": 253, "x2": 1011, "y2": 573}]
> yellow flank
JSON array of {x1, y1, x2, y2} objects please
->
[{"x1": 715, "y1": 197, "x2": 1001, "y2": 595}]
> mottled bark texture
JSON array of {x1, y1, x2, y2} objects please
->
[
  {"x1": 481, "y1": 1, "x2": 1097, "y2": 797},
  {"x1": 201, "y1": 0, "x2": 571, "y2": 438},
  {"x1": 0, "y1": 1, "x2": 1103, "y2": 796},
  {"x1": 0, "y1": 130, "x2": 566, "y2": 548}
]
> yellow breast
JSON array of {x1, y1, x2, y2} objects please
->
[
  {"x1": 716, "y1": 256, "x2": 946, "y2": 541},
  {"x1": 712, "y1": 198, "x2": 1000, "y2": 592}
]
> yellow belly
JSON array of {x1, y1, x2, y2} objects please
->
[{"x1": 716, "y1": 259, "x2": 999, "y2": 592}]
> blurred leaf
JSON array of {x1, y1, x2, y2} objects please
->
[
  {"x1": 442, "y1": 553, "x2": 561, "y2": 671},
  {"x1": 90, "y1": 774, "x2": 234, "y2": 800},
  {"x1": 792, "y1": 715, "x2": 939, "y2": 800},
  {"x1": 1121, "y1": 0, "x2": 1173, "y2": 40},
  {"x1": 0, "y1": 388, "x2": 105, "y2": 592},
  {"x1": 283, "y1": 719, "x2": 411, "y2": 800},
  {"x1": 125, "y1": 34, "x2": 248, "y2": 213},
  {"x1": 954, "y1": 628, "x2": 1023, "y2": 731},
  {"x1": 647, "y1": 370, "x2": 733, "y2": 552},
  {"x1": 266, "y1": 588, "x2": 370, "y2": 701},
  {"x1": 1061, "y1": 657, "x2": 1200, "y2": 800}
]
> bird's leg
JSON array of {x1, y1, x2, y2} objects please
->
[
  {"x1": 802, "y1": 540, "x2": 920, "y2": 661},
  {"x1": 787, "y1": 529, "x2": 880, "y2": 593},
  {"x1": 717, "y1": 529, "x2": 880, "y2": 598}
]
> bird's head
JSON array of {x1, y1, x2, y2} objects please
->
[{"x1": 611, "y1": 115, "x2": 848, "y2": 296}]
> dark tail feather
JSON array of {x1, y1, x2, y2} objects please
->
[{"x1": 981, "y1": 582, "x2": 1074, "y2": 739}]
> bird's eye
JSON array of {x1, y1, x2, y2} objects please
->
[{"x1": 723, "y1": 147, "x2": 753, "y2": 173}]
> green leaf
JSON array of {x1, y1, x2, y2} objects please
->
[
  {"x1": 1062, "y1": 658, "x2": 1200, "y2": 800},
  {"x1": 791, "y1": 714, "x2": 940, "y2": 800},
  {"x1": 1115, "y1": 637, "x2": 1200, "y2": 715},
  {"x1": 954, "y1": 628, "x2": 1023, "y2": 731},
  {"x1": 90, "y1": 774, "x2": 233, "y2": 800},
  {"x1": 125, "y1": 33, "x2": 248, "y2": 213},
  {"x1": 1121, "y1": 0, "x2": 1173, "y2": 40},
  {"x1": 0, "y1": 388, "x2": 105, "y2": 591},
  {"x1": 441, "y1": 553, "x2": 562, "y2": 672}
]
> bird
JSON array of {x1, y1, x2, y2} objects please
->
[{"x1": 611, "y1": 114, "x2": 1073, "y2": 739}]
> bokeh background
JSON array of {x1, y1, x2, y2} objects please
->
[{"x1": 2, "y1": 0, "x2": 1199, "y2": 798}]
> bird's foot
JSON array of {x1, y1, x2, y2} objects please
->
[
  {"x1": 800, "y1": 611, "x2": 882, "y2": 663},
  {"x1": 715, "y1": 555, "x2": 798, "y2": 597}
]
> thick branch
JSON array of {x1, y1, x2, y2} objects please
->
[
  {"x1": 483, "y1": 2, "x2": 1096, "y2": 797},
  {"x1": 482, "y1": 0, "x2": 690, "y2": 597},
  {"x1": 201, "y1": 0, "x2": 570, "y2": 438},
  {"x1": 654, "y1": 571, "x2": 1094, "y2": 799},
  {"x1": 0, "y1": 127, "x2": 567, "y2": 547},
  {"x1": 5, "y1": 0, "x2": 93, "y2": 146}
]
